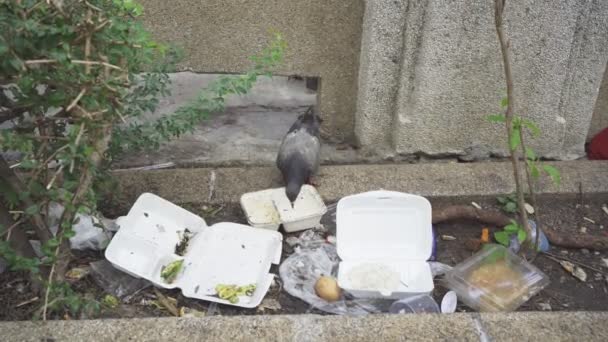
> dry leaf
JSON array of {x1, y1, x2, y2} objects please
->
[
  {"x1": 441, "y1": 235, "x2": 457, "y2": 241},
  {"x1": 524, "y1": 203, "x2": 535, "y2": 214},
  {"x1": 257, "y1": 298, "x2": 282, "y2": 313},
  {"x1": 559, "y1": 261, "x2": 587, "y2": 282}
]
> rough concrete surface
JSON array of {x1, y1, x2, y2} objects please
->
[
  {"x1": 139, "y1": 0, "x2": 364, "y2": 142},
  {"x1": 113, "y1": 160, "x2": 608, "y2": 208},
  {"x1": 114, "y1": 74, "x2": 363, "y2": 168},
  {"x1": 590, "y1": 64, "x2": 608, "y2": 141},
  {"x1": 390, "y1": 0, "x2": 608, "y2": 160},
  {"x1": 2, "y1": 312, "x2": 608, "y2": 341}
]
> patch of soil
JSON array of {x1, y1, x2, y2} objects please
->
[{"x1": 1, "y1": 194, "x2": 607, "y2": 320}]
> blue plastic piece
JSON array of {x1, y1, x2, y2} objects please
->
[{"x1": 508, "y1": 219, "x2": 550, "y2": 253}]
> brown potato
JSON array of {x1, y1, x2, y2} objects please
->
[{"x1": 314, "y1": 276, "x2": 341, "y2": 302}]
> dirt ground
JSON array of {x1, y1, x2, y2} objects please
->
[{"x1": 1, "y1": 193, "x2": 607, "y2": 320}]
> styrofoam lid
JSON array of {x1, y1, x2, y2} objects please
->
[{"x1": 336, "y1": 191, "x2": 432, "y2": 261}]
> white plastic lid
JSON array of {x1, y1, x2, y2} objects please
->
[{"x1": 336, "y1": 191, "x2": 432, "y2": 261}]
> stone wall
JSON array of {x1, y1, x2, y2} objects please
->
[
  {"x1": 358, "y1": 0, "x2": 608, "y2": 160},
  {"x1": 140, "y1": 0, "x2": 608, "y2": 160},
  {"x1": 139, "y1": 0, "x2": 364, "y2": 142}
]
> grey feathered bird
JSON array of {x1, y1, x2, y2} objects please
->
[{"x1": 276, "y1": 106, "x2": 322, "y2": 207}]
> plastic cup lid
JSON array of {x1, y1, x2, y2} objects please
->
[{"x1": 441, "y1": 291, "x2": 458, "y2": 313}]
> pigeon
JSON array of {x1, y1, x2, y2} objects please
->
[{"x1": 276, "y1": 106, "x2": 322, "y2": 207}]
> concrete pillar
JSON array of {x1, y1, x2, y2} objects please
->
[{"x1": 356, "y1": 0, "x2": 608, "y2": 160}]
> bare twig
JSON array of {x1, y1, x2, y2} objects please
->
[
  {"x1": 152, "y1": 288, "x2": 180, "y2": 317},
  {"x1": 16, "y1": 296, "x2": 39, "y2": 308},
  {"x1": 66, "y1": 88, "x2": 86, "y2": 112},
  {"x1": 24, "y1": 59, "x2": 122, "y2": 71},
  {"x1": 542, "y1": 252, "x2": 606, "y2": 275}
]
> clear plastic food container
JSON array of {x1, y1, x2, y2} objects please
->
[{"x1": 444, "y1": 244, "x2": 549, "y2": 312}]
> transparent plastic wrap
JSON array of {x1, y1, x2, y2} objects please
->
[
  {"x1": 279, "y1": 243, "x2": 391, "y2": 315},
  {"x1": 444, "y1": 244, "x2": 549, "y2": 312}
]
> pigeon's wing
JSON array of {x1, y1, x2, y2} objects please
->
[{"x1": 276, "y1": 129, "x2": 320, "y2": 175}]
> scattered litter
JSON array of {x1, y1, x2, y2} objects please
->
[
  {"x1": 429, "y1": 262, "x2": 453, "y2": 277},
  {"x1": 175, "y1": 229, "x2": 193, "y2": 256},
  {"x1": 152, "y1": 288, "x2": 179, "y2": 316},
  {"x1": 471, "y1": 202, "x2": 482, "y2": 210},
  {"x1": 524, "y1": 203, "x2": 535, "y2": 215},
  {"x1": 480, "y1": 228, "x2": 490, "y2": 244},
  {"x1": 160, "y1": 259, "x2": 184, "y2": 284},
  {"x1": 441, "y1": 235, "x2": 456, "y2": 241},
  {"x1": 526, "y1": 220, "x2": 550, "y2": 252},
  {"x1": 279, "y1": 244, "x2": 386, "y2": 315},
  {"x1": 583, "y1": 217, "x2": 596, "y2": 224},
  {"x1": 559, "y1": 261, "x2": 587, "y2": 282},
  {"x1": 47, "y1": 202, "x2": 114, "y2": 251},
  {"x1": 65, "y1": 266, "x2": 90, "y2": 282},
  {"x1": 602, "y1": 205, "x2": 608, "y2": 216},
  {"x1": 336, "y1": 191, "x2": 434, "y2": 298},
  {"x1": 105, "y1": 193, "x2": 282, "y2": 308},
  {"x1": 215, "y1": 284, "x2": 256, "y2": 304},
  {"x1": 580, "y1": 227, "x2": 588, "y2": 234},
  {"x1": 179, "y1": 307, "x2": 205, "y2": 318},
  {"x1": 602, "y1": 258, "x2": 608, "y2": 268},
  {"x1": 440, "y1": 291, "x2": 458, "y2": 313},
  {"x1": 257, "y1": 298, "x2": 282, "y2": 313},
  {"x1": 206, "y1": 302, "x2": 220, "y2": 316},
  {"x1": 240, "y1": 185, "x2": 327, "y2": 232},
  {"x1": 102, "y1": 294, "x2": 120, "y2": 308},
  {"x1": 537, "y1": 302, "x2": 552, "y2": 311},
  {"x1": 389, "y1": 295, "x2": 439, "y2": 314},
  {"x1": 444, "y1": 244, "x2": 549, "y2": 312},
  {"x1": 89, "y1": 260, "x2": 151, "y2": 300}
]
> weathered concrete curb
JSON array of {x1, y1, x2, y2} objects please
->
[
  {"x1": 1, "y1": 312, "x2": 607, "y2": 341},
  {"x1": 113, "y1": 160, "x2": 608, "y2": 207}
]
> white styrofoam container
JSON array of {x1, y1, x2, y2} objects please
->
[
  {"x1": 240, "y1": 185, "x2": 327, "y2": 233},
  {"x1": 336, "y1": 190, "x2": 434, "y2": 299},
  {"x1": 240, "y1": 189, "x2": 281, "y2": 230},
  {"x1": 274, "y1": 185, "x2": 327, "y2": 232},
  {"x1": 106, "y1": 193, "x2": 283, "y2": 308}
]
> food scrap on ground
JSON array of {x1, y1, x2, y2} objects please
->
[{"x1": 160, "y1": 260, "x2": 184, "y2": 284}]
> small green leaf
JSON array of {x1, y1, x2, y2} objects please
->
[
  {"x1": 522, "y1": 119, "x2": 541, "y2": 137},
  {"x1": 504, "y1": 223, "x2": 520, "y2": 232},
  {"x1": 494, "y1": 231, "x2": 510, "y2": 246},
  {"x1": 509, "y1": 127, "x2": 521, "y2": 151},
  {"x1": 496, "y1": 196, "x2": 508, "y2": 204},
  {"x1": 63, "y1": 229, "x2": 76, "y2": 238},
  {"x1": 530, "y1": 163, "x2": 540, "y2": 179},
  {"x1": 517, "y1": 229, "x2": 527, "y2": 243},
  {"x1": 543, "y1": 165, "x2": 561, "y2": 186},
  {"x1": 25, "y1": 204, "x2": 40, "y2": 216},
  {"x1": 487, "y1": 114, "x2": 506, "y2": 123},
  {"x1": 525, "y1": 147, "x2": 536, "y2": 161},
  {"x1": 504, "y1": 201, "x2": 518, "y2": 213},
  {"x1": 500, "y1": 97, "x2": 509, "y2": 108}
]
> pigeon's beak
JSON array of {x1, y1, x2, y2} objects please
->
[{"x1": 290, "y1": 201, "x2": 295, "y2": 209}]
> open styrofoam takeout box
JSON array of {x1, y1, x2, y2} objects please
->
[
  {"x1": 240, "y1": 185, "x2": 327, "y2": 232},
  {"x1": 105, "y1": 193, "x2": 283, "y2": 308},
  {"x1": 336, "y1": 190, "x2": 434, "y2": 299}
]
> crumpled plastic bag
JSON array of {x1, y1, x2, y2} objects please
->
[
  {"x1": 47, "y1": 202, "x2": 114, "y2": 250},
  {"x1": 90, "y1": 260, "x2": 150, "y2": 301},
  {"x1": 279, "y1": 243, "x2": 391, "y2": 315}
]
